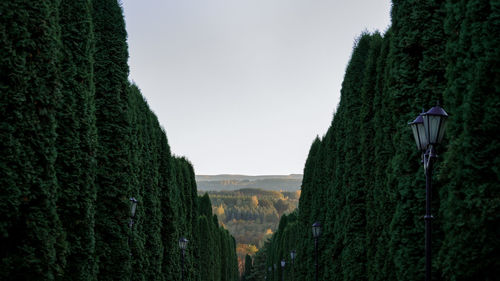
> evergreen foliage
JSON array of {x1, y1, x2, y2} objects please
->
[
  {"x1": 241, "y1": 254, "x2": 253, "y2": 281},
  {"x1": 438, "y1": 1, "x2": 500, "y2": 279},
  {"x1": 0, "y1": 1, "x2": 238, "y2": 280},
  {"x1": 0, "y1": 1, "x2": 65, "y2": 279},
  {"x1": 260, "y1": 2, "x2": 499, "y2": 281},
  {"x1": 56, "y1": 0, "x2": 97, "y2": 280},
  {"x1": 91, "y1": 0, "x2": 132, "y2": 279}
]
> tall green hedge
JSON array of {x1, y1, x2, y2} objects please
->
[
  {"x1": 0, "y1": 1, "x2": 239, "y2": 280},
  {"x1": 260, "y1": 1, "x2": 499, "y2": 281},
  {"x1": 0, "y1": 1, "x2": 65, "y2": 279},
  {"x1": 56, "y1": 0, "x2": 97, "y2": 280}
]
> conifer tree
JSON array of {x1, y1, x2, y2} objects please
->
[
  {"x1": 56, "y1": 0, "x2": 98, "y2": 279},
  {"x1": 438, "y1": 1, "x2": 500, "y2": 279},
  {"x1": 0, "y1": 1, "x2": 65, "y2": 279},
  {"x1": 91, "y1": 0, "x2": 133, "y2": 279},
  {"x1": 359, "y1": 33, "x2": 383, "y2": 281},
  {"x1": 369, "y1": 29, "x2": 395, "y2": 281},
  {"x1": 337, "y1": 33, "x2": 372, "y2": 281},
  {"x1": 386, "y1": 1, "x2": 446, "y2": 279},
  {"x1": 242, "y1": 254, "x2": 253, "y2": 281},
  {"x1": 197, "y1": 215, "x2": 213, "y2": 281},
  {"x1": 296, "y1": 137, "x2": 321, "y2": 280}
]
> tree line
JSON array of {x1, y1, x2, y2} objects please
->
[
  {"x1": 0, "y1": 1, "x2": 238, "y2": 280},
  {"x1": 247, "y1": 1, "x2": 499, "y2": 281}
]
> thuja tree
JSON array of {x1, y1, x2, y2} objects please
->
[
  {"x1": 241, "y1": 254, "x2": 253, "y2": 281},
  {"x1": 56, "y1": 0, "x2": 98, "y2": 280},
  {"x1": 92, "y1": 0, "x2": 133, "y2": 279},
  {"x1": 336, "y1": 33, "x2": 373, "y2": 281},
  {"x1": 0, "y1": 1, "x2": 66, "y2": 279},
  {"x1": 438, "y1": 1, "x2": 500, "y2": 279}
]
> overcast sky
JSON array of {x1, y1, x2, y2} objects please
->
[{"x1": 121, "y1": 0, "x2": 392, "y2": 175}]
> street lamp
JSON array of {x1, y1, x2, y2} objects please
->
[
  {"x1": 290, "y1": 250, "x2": 296, "y2": 281},
  {"x1": 128, "y1": 197, "x2": 138, "y2": 280},
  {"x1": 409, "y1": 102, "x2": 448, "y2": 281},
  {"x1": 281, "y1": 260, "x2": 285, "y2": 281},
  {"x1": 312, "y1": 222, "x2": 321, "y2": 281},
  {"x1": 129, "y1": 197, "x2": 138, "y2": 228},
  {"x1": 179, "y1": 237, "x2": 188, "y2": 281}
]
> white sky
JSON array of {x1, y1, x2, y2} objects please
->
[{"x1": 122, "y1": 0, "x2": 392, "y2": 175}]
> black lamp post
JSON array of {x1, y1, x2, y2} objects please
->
[
  {"x1": 312, "y1": 222, "x2": 321, "y2": 281},
  {"x1": 128, "y1": 197, "x2": 138, "y2": 280},
  {"x1": 128, "y1": 197, "x2": 138, "y2": 254},
  {"x1": 129, "y1": 197, "x2": 138, "y2": 228},
  {"x1": 281, "y1": 260, "x2": 285, "y2": 281},
  {"x1": 268, "y1": 266, "x2": 272, "y2": 281},
  {"x1": 179, "y1": 237, "x2": 188, "y2": 281},
  {"x1": 290, "y1": 250, "x2": 296, "y2": 281},
  {"x1": 409, "y1": 103, "x2": 448, "y2": 281}
]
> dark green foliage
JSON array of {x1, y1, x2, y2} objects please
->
[
  {"x1": 262, "y1": 2, "x2": 498, "y2": 281},
  {"x1": 193, "y1": 194, "x2": 239, "y2": 281},
  {"x1": 1, "y1": 1, "x2": 239, "y2": 280},
  {"x1": 241, "y1": 254, "x2": 253, "y2": 281},
  {"x1": 91, "y1": 0, "x2": 132, "y2": 279},
  {"x1": 438, "y1": 1, "x2": 500, "y2": 280},
  {"x1": 56, "y1": 0, "x2": 97, "y2": 280},
  {"x1": 199, "y1": 193, "x2": 213, "y2": 218},
  {"x1": 0, "y1": 1, "x2": 65, "y2": 279},
  {"x1": 197, "y1": 215, "x2": 213, "y2": 281}
]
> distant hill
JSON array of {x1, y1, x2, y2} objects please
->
[{"x1": 195, "y1": 174, "x2": 303, "y2": 191}]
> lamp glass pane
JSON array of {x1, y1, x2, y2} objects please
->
[
  {"x1": 417, "y1": 122, "x2": 428, "y2": 150},
  {"x1": 424, "y1": 115, "x2": 442, "y2": 144},
  {"x1": 411, "y1": 124, "x2": 421, "y2": 150},
  {"x1": 437, "y1": 118, "x2": 447, "y2": 143},
  {"x1": 131, "y1": 203, "x2": 137, "y2": 217}
]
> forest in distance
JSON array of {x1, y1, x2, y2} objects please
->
[{"x1": 199, "y1": 188, "x2": 300, "y2": 274}]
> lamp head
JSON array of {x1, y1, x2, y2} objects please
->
[
  {"x1": 312, "y1": 221, "x2": 322, "y2": 238},
  {"x1": 422, "y1": 102, "x2": 448, "y2": 146},
  {"x1": 130, "y1": 197, "x2": 138, "y2": 218},
  {"x1": 178, "y1": 237, "x2": 188, "y2": 250}
]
